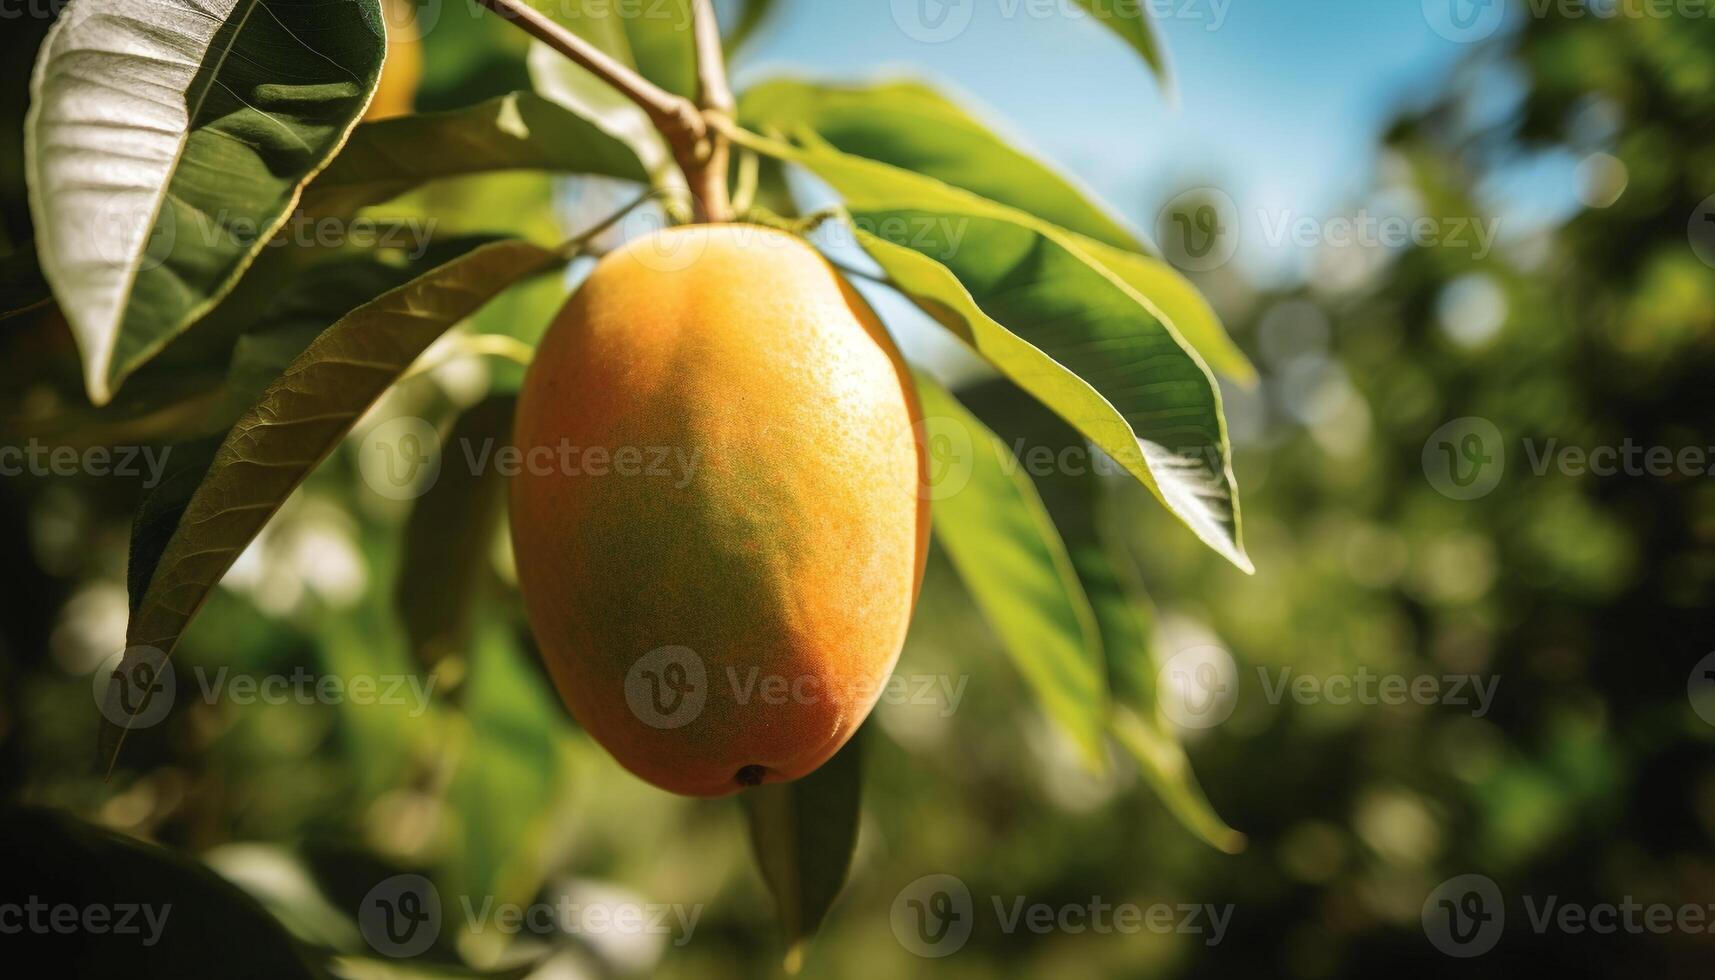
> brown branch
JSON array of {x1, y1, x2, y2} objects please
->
[
  {"x1": 689, "y1": 0, "x2": 734, "y2": 221},
  {"x1": 474, "y1": 0, "x2": 736, "y2": 221}
]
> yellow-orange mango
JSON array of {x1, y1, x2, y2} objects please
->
[{"x1": 510, "y1": 224, "x2": 929, "y2": 796}]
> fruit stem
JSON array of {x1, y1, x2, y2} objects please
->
[
  {"x1": 690, "y1": 0, "x2": 735, "y2": 221},
  {"x1": 473, "y1": 0, "x2": 734, "y2": 223}
]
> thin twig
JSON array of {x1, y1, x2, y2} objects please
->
[
  {"x1": 689, "y1": 0, "x2": 734, "y2": 221},
  {"x1": 473, "y1": 0, "x2": 738, "y2": 219}
]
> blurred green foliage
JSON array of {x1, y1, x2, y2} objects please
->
[{"x1": 3, "y1": 3, "x2": 1714, "y2": 979}]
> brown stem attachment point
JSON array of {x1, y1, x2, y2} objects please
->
[{"x1": 473, "y1": 0, "x2": 735, "y2": 222}]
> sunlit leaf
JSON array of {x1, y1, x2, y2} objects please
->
[
  {"x1": 958, "y1": 378, "x2": 1242, "y2": 852},
  {"x1": 914, "y1": 373, "x2": 1109, "y2": 764},
  {"x1": 302, "y1": 92, "x2": 650, "y2": 218},
  {"x1": 1071, "y1": 0, "x2": 1172, "y2": 91},
  {"x1": 741, "y1": 78, "x2": 1144, "y2": 252},
  {"x1": 104, "y1": 239, "x2": 561, "y2": 769},
  {"x1": 524, "y1": 0, "x2": 684, "y2": 187},
  {"x1": 742, "y1": 735, "x2": 863, "y2": 973},
  {"x1": 732, "y1": 130, "x2": 1249, "y2": 571},
  {"x1": 25, "y1": 0, "x2": 386, "y2": 403}
]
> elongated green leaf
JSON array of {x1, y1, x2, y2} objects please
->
[
  {"x1": 619, "y1": 0, "x2": 698, "y2": 101},
  {"x1": 444, "y1": 618, "x2": 573, "y2": 920},
  {"x1": 1072, "y1": 0, "x2": 1172, "y2": 90},
  {"x1": 103, "y1": 239, "x2": 560, "y2": 769},
  {"x1": 524, "y1": 1, "x2": 682, "y2": 186},
  {"x1": 958, "y1": 378, "x2": 1242, "y2": 852},
  {"x1": 741, "y1": 84, "x2": 1253, "y2": 382},
  {"x1": 735, "y1": 131, "x2": 1249, "y2": 571},
  {"x1": 915, "y1": 374, "x2": 1108, "y2": 764},
  {"x1": 726, "y1": 0, "x2": 782, "y2": 54},
  {"x1": 26, "y1": 0, "x2": 386, "y2": 404},
  {"x1": 742, "y1": 735, "x2": 863, "y2": 973},
  {"x1": 1075, "y1": 236, "x2": 1256, "y2": 385},
  {"x1": 740, "y1": 78, "x2": 1144, "y2": 252},
  {"x1": 397, "y1": 396, "x2": 515, "y2": 670},
  {"x1": 301, "y1": 92, "x2": 649, "y2": 218}
]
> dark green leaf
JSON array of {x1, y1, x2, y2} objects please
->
[
  {"x1": 302, "y1": 92, "x2": 650, "y2": 218},
  {"x1": 914, "y1": 374, "x2": 1109, "y2": 764},
  {"x1": 742, "y1": 735, "x2": 863, "y2": 973},
  {"x1": 733, "y1": 130, "x2": 1250, "y2": 571},
  {"x1": 396, "y1": 396, "x2": 516, "y2": 670},
  {"x1": 26, "y1": 0, "x2": 387, "y2": 403},
  {"x1": 105, "y1": 239, "x2": 561, "y2": 770}
]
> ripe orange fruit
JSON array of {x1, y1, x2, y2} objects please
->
[
  {"x1": 510, "y1": 223, "x2": 929, "y2": 797},
  {"x1": 364, "y1": 0, "x2": 422, "y2": 122}
]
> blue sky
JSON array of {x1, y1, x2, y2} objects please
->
[{"x1": 733, "y1": 0, "x2": 1577, "y2": 283}]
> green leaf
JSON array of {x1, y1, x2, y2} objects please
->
[
  {"x1": 914, "y1": 374, "x2": 1109, "y2": 764},
  {"x1": 726, "y1": 0, "x2": 782, "y2": 54},
  {"x1": 1073, "y1": 235, "x2": 1255, "y2": 385},
  {"x1": 620, "y1": 0, "x2": 698, "y2": 101},
  {"x1": 301, "y1": 92, "x2": 650, "y2": 219},
  {"x1": 396, "y1": 396, "x2": 515, "y2": 670},
  {"x1": 25, "y1": 0, "x2": 387, "y2": 404},
  {"x1": 740, "y1": 78, "x2": 1144, "y2": 252},
  {"x1": 734, "y1": 131, "x2": 1250, "y2": 571},
  {"x1": 1071, "y1": 0, "x2": 1173, "y2": 91},
  {"x1": 742, "y1": 735, "x2": 863, "y2": 973},
  {"x1": 524, "y1": 2, "x2": 683, "y2": 186},
  {"x1": 957, "y1": 378, "x2": 1242, "y2": 852},
  {"x1": 104, "y1": 238, "x2": 561, "y2": 770},
  {"x1": 443, "y1": 619, "x2": 573, "y2": 919},
  {"x1": 2, "y1": 806, "x2": 320, "y2": 976},
  {"x1": 739, "y1": 83, "x2": 1253, "y2": 383}
]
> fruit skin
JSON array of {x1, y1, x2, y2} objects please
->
[
  {"x1": 510, "y1": 224, "x2": 929, "y2": 797},
  {"x1": 364, "y1": 0, "x2": 422, "y2": 122}
]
